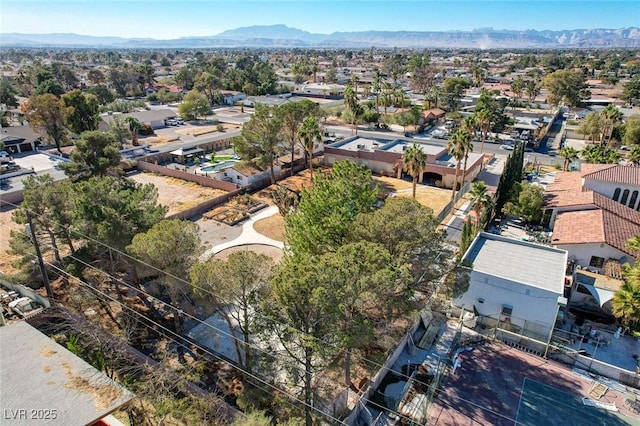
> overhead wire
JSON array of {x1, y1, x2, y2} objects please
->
[{"x1": 7, "y1": 199, "x2": 600, "y2": 425}]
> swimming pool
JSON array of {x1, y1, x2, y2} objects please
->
[{"x1": 199, "y1": 160, "x2": 239, "y2": 172}]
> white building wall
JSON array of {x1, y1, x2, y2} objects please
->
[
  {"x1": 454, "y1": 271, "x2": 562, "y2": 337},
  {"x1": 583, "y1": 179, "x2": 640, "y2": 209},
  {"x1": 553, "y1": 242, "x2": 632, "y2": 272}
]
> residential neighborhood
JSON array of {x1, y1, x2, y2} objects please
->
[{"x1": 2, "y1": 5, "x2": 640, "y2": 425}]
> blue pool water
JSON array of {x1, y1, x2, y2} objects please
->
[{"x1": 200, "y1": 160, "x2": 239, "y2": 172}]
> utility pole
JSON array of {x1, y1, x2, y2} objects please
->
[{"x1": 25, "y1": 220, "x2": 54, "y2": 302}]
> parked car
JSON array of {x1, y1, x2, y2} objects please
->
[
  {"x1": 0, "y1": 151, "x2": 13, "y2": 164},
  {"x1": 166, "y1": 119, "x2": 178, "y2": 126},
  {"x1": 500, "y1": 144, "x2": 514, "y2": 151},
  {"x1": 510, "y1": 130, "x2": 520, "y2": 139},
  {"x1": 175, "y1": 118, "x2": 184, "y2": 125},
  {"x1": 620, "y1": 145, "x2": 630, "y2": 151}
]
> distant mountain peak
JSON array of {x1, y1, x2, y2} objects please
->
[{"x1": 2, "y1": 26, "x2": 639, "y2": 48}]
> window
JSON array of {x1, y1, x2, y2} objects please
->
[
  {"x1": 613, "y1": 188, "x2": 621, "y2": 201},
  {"x1": 589, "y1": 256, "x2": 605, "y2": 268},
  {"x1": 630, "y1": 191, "x2": 639, "y2": 209},
  {"x1": 501, "y1": 304, "x2": 513, "y2": 316},
  {"x1": 621, "y1": 189, "x2": 630, "y2": 206}
]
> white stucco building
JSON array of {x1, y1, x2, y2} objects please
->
[{"x1": 453, "y1": 233, "x2": 568, "y2": 340}]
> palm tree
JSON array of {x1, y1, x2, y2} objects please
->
[
  {"x1": 475, "y1": 109, "x2": 492, "y2": 154},
  {"x1": 468, "y1": 181, "x2": 493, "y2": 229},
  {"x1": 629, "y1": 145, "x2": 640, "y2": 166},
  {"x1": 558, "y1": 146, "x2": 579, "y2": 171},
  {"x1": 612, "y1": 280, "x2": 640, "y2": 329},
  {"x1": 600, "y1": 104, "x2": 623, "y2": 145},
  {"x1": 447, "y1": 129, "x2": 468, "y2": 201},
  {"x1": 298, "y1": 116, "x2": 322, "y2": 181},
  {"x1": 627, "y1": 235, "x2": 640, "y2": 258},
  {"x1": 461, "y1": 134, "x2": 474, "y2": 185},
  {"x1": 125, "y1": 116, "x2": 142, "y2": 146},
  {"x1": 402, "y1": 143, "x2": 427, "y2": 199},
  {"x1": 344, "y1": 85, "x2": 358, "y2": 135}
]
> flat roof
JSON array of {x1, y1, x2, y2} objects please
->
[
  {"x1": 0, "y1": 321, "x2": 134, "y2": 426},
  {"x1": 382, "y1": 140, "x2": 444, "y2": 156},
  {"x1": 333, "y1": 136, "x2": 386, "y2": 152},
  {"x1": 464, "y1": 232, "x2": 567, "y2": 294}
]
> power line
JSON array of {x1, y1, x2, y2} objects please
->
[
  {"x1": 8, "y1": 200, "x2": 600, "y2": 425},
  {"x1": 39, "y1": 258, "x2": 349, "y2": 426}
]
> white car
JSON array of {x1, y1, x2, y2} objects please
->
[{"x1": 500, "y1": 144, "x2": 514, "y2": 151}]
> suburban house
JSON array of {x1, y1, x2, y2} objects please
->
[
  {"x1": 324, "y1": 136, "x2": 484, "y2": 189},
  {"x1": 101, "y1": 109, "x2": 177, "y2": 131},
  {"x1": 452, "y1": 232, "x2": 568, "y2": 341},
  {"x1": 544, "y1": 166, "x2": 640, "y2": 274},
  {"x1": 421, "y1": 108, "x2": 446, "y2": 124},
  {"x1": 202, "y1": 162, "x2": 280, "y2": 186},
  {"x1": 220, "y1": 90, "x2": 247, "y2": 106},
  {"x1": 170, "y1": 147, "x2": 205, "y2": 164},
  {"x1": 0, "y1": 321, "x2": 134, "y2": 426},
  {"x1": 292, "y1": 83, "x2": 345, "y2": 98},
  {"x1": 0, "y1": 125, "x2": 43, "y2": 154}
]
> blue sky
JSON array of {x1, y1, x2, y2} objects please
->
[{"x1": 1, "y1": 1, "x2": 637, "y2": 39}]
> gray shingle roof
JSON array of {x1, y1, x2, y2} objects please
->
[
  {"x1": 464, "y1": 232, "x2": 567, "y2": 294},
  {"x1": 0, "y1": 321, "x2": 134, "y2": 426}
]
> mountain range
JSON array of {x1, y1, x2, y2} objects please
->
[{"x1": 2, "y1": 25, "x2": 640, "y2": 48}]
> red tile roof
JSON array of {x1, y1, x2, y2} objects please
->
[
  {"x1": 551, "y1": 194, "x2": 640, "y2": 257},
  {"x1": 582, "y1": 164, "x2": 640, "y2": 186}
]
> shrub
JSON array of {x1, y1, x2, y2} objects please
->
[{"x1": 216, "y1": 124, "x2": 224, "y2": 132}]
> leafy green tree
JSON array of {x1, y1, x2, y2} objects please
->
[
  {"x1": 298, "y1": 115, "x2": 322, "y2": 180},
  {"x1": 623, "y1": 117, "x2": 640, "y2": 147},
  {"x1": 87, "y1": 69, "x2": 106, "y2": 85},
  {"x1": 503, "y1": 182, "x2": 544, "y2": 223},
  {"x1": 190, "y1": 251, "x2": 273, "y2": 367},
  {"x1": 61, "y1": 131, "x2": 121, "y2": 179},
  {"x1": 580, "y1": 144, "x2": 621, "y2": 164},
  {"x1": 351, "y1": 197, "x2": 448, "y2": 295},
  {"x1": 108, "y1": 115, "x2": 132, "y2": 147},
  {"x1": 559, "y1": 146, "x2": 579, "y2": 171},
  {"x1": 402, "y1": 143, "x2": 427, "y2": 199},
  {"x1": 127, "y1": 219, "x2": 201, "y2": 335},
  {"x1": 21, "y1": 93, "x2": 68, "y2": 153},
  {"x1": 324, "y1": 242, "x2": 411, "y2": 386},
  {"x1": 34, "y1": 68, "x2": 64, "y2": 96},
  {"x1": 622, "y1": 77, "x2": 640, "y2": 104},
  {"x1": 278, "y1": 100, "x2": 320, "y2": 176},
  {"x1": 343, "y1": 84, "x2": 361, "y2": 135},
  {"x1": 86, "y1": 84, "x2": 116, "y2": 105},
  {"x1": 178, "y1": 89, "x2": 211, "y2": 120},
  {"x1": 285, "y1": 160, "x2": 377, "y2": 256},
  {"x1": 0, "y1": 78, "x2": 19, "y2": 108},
  {"x1": 260, "y1": 255, "x2": 339, "y2": 426},
  {"x1": 442, "y1": 77, "x2": 471, "y2": 110},
  {"x1": 542, "y1": 69, "x2": 589, "y2": 107},
  {"x1": 510, "y1": 77, "x2": 525, "y2": 102},
  {"x1": 235, "y1": 104, "x2": 283, "y2": 184},
  {"x1": 11, "y1": 175, "x2": 76, "y2": 266},
  {"x1": 124, "y1": 116, "x2": 143, "y2": 146},
  {"x1": 74, "y1": 176, "x2": 166, "y2": 254},
  {"x1": 577, "y1": 112, "x2": 605, "y2": 142},
  {"x1": 62, "y1": 90, "x2": 100, "y2": 134},
  {"x1": 629, "y1": 145, "x2": 640, "y2": 166}
]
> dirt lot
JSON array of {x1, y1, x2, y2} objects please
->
[
  {"x1": 0, "y1": 207, "x2": 21, "y2": 274},
  {"x1": 128, "y1": 172, "x2": 228, "y2": 216},
  {"x1": 375, "y1": 176, "x2": 452, "y2": 216}
]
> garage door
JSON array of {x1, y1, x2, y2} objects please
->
[{"x1": 19, "y1": 142, "x2": 33, "y2": 152}]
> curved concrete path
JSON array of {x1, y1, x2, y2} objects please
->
[{"x1": 200, "y1": 205, "x2": 284, "y2": 261}]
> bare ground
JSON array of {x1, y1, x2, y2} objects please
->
[
  {"x1": 128, "y1": 172, "x2": 228, "y2": 216},
  {"x1": 253, "y1": 214, "x2": 286, "y2": 242},
  {"x1": 0, "y1": 207, "x2": 21, "y2": 274}
]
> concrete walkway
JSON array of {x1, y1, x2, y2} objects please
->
[{"x1": 200, "y1": 205, "x2": 284, "y2": 261}]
